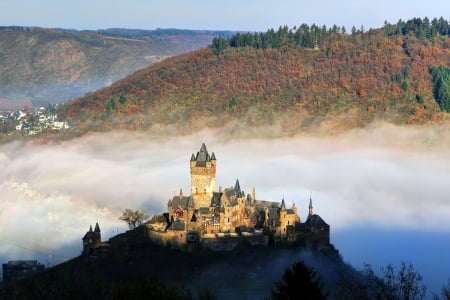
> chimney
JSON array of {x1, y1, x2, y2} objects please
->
[
  {"x1": 179, "y1": 188, "x2": 183, "y2": 197},
  {"x1": 219, "y1": 186, "x2": 222, "y2": 193}
]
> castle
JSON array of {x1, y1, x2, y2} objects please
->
[
  {"x1": 82, "y1": 143, "x2": 330, "y2": 254},
  {"x1": 164, "y1": 143, "x2": 329, "y2": 247}
]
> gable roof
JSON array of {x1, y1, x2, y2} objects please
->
[
  {"x1": 170, "y1": 196, "x2": 192, "y2": 209},
  {"x1": 304, "y1": 214, "x2": 329, "y2": 229}
]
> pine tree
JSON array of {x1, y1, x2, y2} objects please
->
[{"x1": 271, "y1": 261, "x2": 327, "y2": 300}]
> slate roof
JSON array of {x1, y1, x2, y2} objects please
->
[
  {"x1": 170, "y1": 220, "x2": 186, "y2": 231},
  {"x1": 199, "y1": 207, "x2": 211, "y2": 215},
  {"x1": 223, "y1": 187, "x2": 238, "y2": 206},
  {"x1": 222, "y1": 179, "x2": 245, "y2": 206},
  {"x1": 169, "y1": 196, "x2": 192, "y2": 209},
  {"x1": 268, "y1": 208, "x2": 279, "y2": 219},
  {"x1": 304, "y1": 214, "x2": 329, "y2": 229},
  {"x1": 193, "y1": 143, "x2": 212, "y2": 167},
  {"x1": 210, "y1": 192, "x2": 223, "y2": 207}
]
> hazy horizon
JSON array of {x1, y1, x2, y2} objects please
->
[{"x1": 2, "y1": 1, "x2": 450, "y2": 33}]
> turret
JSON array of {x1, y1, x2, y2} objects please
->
[
  {"x1": 94, "y1": 222, "x2": 100, "y2": 233},
  {"x1": 308, "y1": 196, "x2": 313, "y2": 216},
  {"x1": 82, "y1": 223, "x2": 101, "y2": 255},
  {"x1": 234, "y1": 178, "x2": 242, "y2": 197},
  {"x1": 281, "y1": 198, "x2": 286, "y2": 211}
]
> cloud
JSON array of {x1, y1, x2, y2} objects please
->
[{"x1": 1, "y1": 122, "x2": 450, "y2": 263}]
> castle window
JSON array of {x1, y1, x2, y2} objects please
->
[
  {"x1": 204, "y1": 189, "x2": 206, "y2": 194},
  {"x1": 228, "y1": 218, "x2": 230, "y2": 223}
]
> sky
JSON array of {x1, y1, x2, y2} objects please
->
[{"x1": 0, "y1": 0, "x2": 450, "y2": 32}]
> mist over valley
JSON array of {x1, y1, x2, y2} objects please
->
[{"x1": 1, "y1": 122, "x2": 450, "y2": 294}]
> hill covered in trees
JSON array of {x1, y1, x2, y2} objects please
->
[
  {"x1": 0, "y1": 27, "x2": 231, "y2": 110},
  {"x1": 5, "y1": 17, "x2": 450, "y2": 141}
]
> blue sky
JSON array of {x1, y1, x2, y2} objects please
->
[{"x1": 1, "y1": 0, "x2": 450, "y2": 31}]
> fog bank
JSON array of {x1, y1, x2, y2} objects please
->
[{"x1": 1, "y1": 121, "x2": 450, "y2": 265}]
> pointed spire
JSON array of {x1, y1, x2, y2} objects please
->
[
  {"x1": 309, "y1": 195, "x2": 313, "y2": 216},
  {"x1": 89, "y1": 225, "x2": 93, "y2": 232},
  {"x1": 281, "y1": 198, "x2": 286, "y2": 210},
  {"x1": 211, "y1": 152, "x2": 216, "y2": 160},
  {"x1": 94, "y1": 222, "x2": 100, "y2": 233},
  {"x1": 196, "y1": 143, "x2": 209, "y2": 163},
  {"x1": 190, "y1": 153, "x2": 196, "y2": 161},
  {"x1": 235, "y1": 178, "x2": 240, "y2": 191}
]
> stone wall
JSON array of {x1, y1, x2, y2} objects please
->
[{"x1": 145, "y1": 225, "x2": 268, "y2": 252}]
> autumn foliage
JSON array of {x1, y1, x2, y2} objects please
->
[{"x1": 61, "y1": 18, "x2": 450, "y2": 137}]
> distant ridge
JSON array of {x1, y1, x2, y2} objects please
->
[{"x1": 0, "y1": 26, "x2": 232, "y2": 108}]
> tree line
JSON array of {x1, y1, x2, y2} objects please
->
[
  {"x1": 212, "y1": 17, "x2": 450, "y2": 54},
  {"x1": 383, "y1": 17, "x2": 450, "y2": 39},
  {"x1": 211, "y1": 23, "x2": 353, "y2": 54}
]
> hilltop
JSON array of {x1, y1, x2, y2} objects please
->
[
  {"x1": 0, "y1": 225, "x2": 360, "y2": 300},
  {"x1": 0, "y1": 27, "x2": 232, "y2": 109},
  {"x1": 38, "y1": 17, "x2": 450, "y2": 141},
  {"x1": 3, "y1": 18, "x2": 450, "y2": 142}
]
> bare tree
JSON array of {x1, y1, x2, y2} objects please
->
[
  {"x1": 119, "y1": 208, "x2": 149, "y2": 230},
  {"x1": 434, "y1": 279, "x2": 450, "y2": 300},
  {"x1": 363, "y1": 261, "x2": 426, "y2": 300}
]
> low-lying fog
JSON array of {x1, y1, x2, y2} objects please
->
[{"x1": 1, "y1": 121, "x2": 449, "y2": 292}]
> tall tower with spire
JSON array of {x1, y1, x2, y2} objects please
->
[{"x1": 190, "y1": 143, "x2": 216, "y2": 209}]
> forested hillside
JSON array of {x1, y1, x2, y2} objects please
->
[
  {"x1": 9, "y1": 18, "x2": 450, "y2": 140},
  {"x1": 0, "y1": 27, "x2": 230, "y2": 109}
]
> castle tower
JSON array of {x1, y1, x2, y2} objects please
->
[
  {"x1": 82, "y1": 222, "x2": 101, "y2": 255},
  {"x1": 190, "y1": 143, "x2": 216, "y2": 209}
]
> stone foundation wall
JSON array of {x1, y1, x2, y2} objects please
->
[{"x1": 145, "y1": 226, "x2": 269, "y2": 252}]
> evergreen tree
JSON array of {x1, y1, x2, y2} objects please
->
[
  {"x1": 271, "y1": 260, "x2": 327, "y2": 300},
  {"x1": 431, "y1": 66, "x2": 450, "y2": 112}
]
